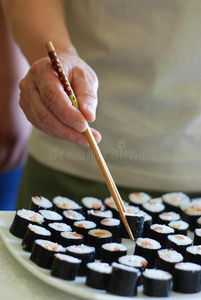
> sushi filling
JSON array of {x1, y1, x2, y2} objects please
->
[
  {"x1": 28, "y1": 224, "x2": 51, "y2": 236},
  {"x1": 87, "y1": 262, "x2": 112, "y2": 273},
  {"x1": 81, "y1": 197, "x2": 103, "y2": 209},
  {"x1": 167, "y1": 234, "x2": 192, "y2": 246},
  {"x1": 17, "y1": 209, "x2": 44, "y2": 224},
  {"x1": 118, "y1": 255, "x2": 147, "y2": 269},
  {"x1": 136, "y1": 237, "x2": 161, "y2": 249},
  {"x1": 53, "y1": 196, "x2": 82, "y2": 210},
  {"x1": 158, "y1": 249, "x2": 183, "y2": 263},
  {"x1": 143, "y1": 269, "x2": 172, "y2": 280}
]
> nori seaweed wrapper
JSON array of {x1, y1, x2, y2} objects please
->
[
  {"x1": 173, "y1": 263, "x2": 201, "y2": 293},
  {"x1": 143, "y1": 271, "x2": 172, "y2": 297},
  {"x1": 107, "y1": 262, "x2": 138, "y2": 296},
  {"x1": 51, "y1": 254, "x2": 81, "y2": 280}
]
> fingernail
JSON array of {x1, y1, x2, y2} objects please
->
[
  {"x1": 79, "y1": 137, "x2": 89, "y2": 146},
  {"x1": 73, "y1": 121, "x2": 86, "y2": 132}
]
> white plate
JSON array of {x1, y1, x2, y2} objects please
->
[{"x1": 0, "y1": 211, "x2": 199, "y2": 300}]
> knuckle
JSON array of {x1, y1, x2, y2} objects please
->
[
  {"x1": 42, "y1": 85, "x2": 57, "y2": 109},
  {"x1": 38, "y1": 112, "x2": 53, "y2": 131}
]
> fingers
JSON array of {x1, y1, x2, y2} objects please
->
[
  {"x1": 19, "y1": 56, "x2": 100, "y2": 145},
  {"x1": 71, "y1": 65, "x2": 99, "y2": 122}
]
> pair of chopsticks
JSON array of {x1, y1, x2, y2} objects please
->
[{"x1": 45, "y1": 41, "x2": 134, "y2": 241}]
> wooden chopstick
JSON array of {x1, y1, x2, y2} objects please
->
[{"x1": 45, "y1": 41, "x2": 134, "y2": 241}]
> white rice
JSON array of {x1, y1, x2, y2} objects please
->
[
  {"x1": 162, "y1": 192, "x2": 190, "y2": 207},
  {"x1": 17, "y1": 209, "x2": 44, "y2": 224},
  {"x1": 139, "y1": 211, "x2": 152, "y2": 221},
  {"x1": 101, "y1": 218, "x2": 120, "y2": 226},
  {"x1": 39, "y1": 210, "x2": 62, "y2": 221},
  {"x1": 104, "y1": 197, "x2": 117, "y2": 209},
  {"x1": 81, "y1": 197, "x2": 102, "y2": 209},
  {"x1": 159, "y1": 212, "x2": 180, "y2": 221},
  {"x1": 48, "y1": 222, "x2": 72, "y2": 232},
  {"x1": 175, "y1": 262, "x2": 201, "y2": 271},
  {"x1": 88, "y1": 209, "x2": 112, "y2": 218},
  {"x1": 143, "y1": 269, "x2": 172, "y2": 280},
  {"x1": 168, "y1": 234, "x2": 192, "y2": 246},
  {"x1": 61, "y1": 231, "x2": 83, "y2": 239},
  {"x1": 28, "y1": 224, "x2": 51, "y2": 236},
  {"x1": 54, "y1": 253, "x2": 81, "y2": 263},
  {"x1": 53, "y1": 196, "x2": 81, "y2": 210},
  {"x1": 87, "y1": 262, "x2": 112, "y2": 273},
  {"x1": 102, "y1": 242, "x2": 127, "y2": 252},
  {"x1": 73, "y1": 220, "x2": 96, "y2": 229},
  {"x1": 151, "y1": 224, "x2": 174, "y2": 234},
  {"x1": 112, "y1": 262, "x2": 139, "y2": 274},
  {"x1": 142, "y1": 201, "x2": 165, "y2": 213},
  {"x1": 128, "y1": 192, "x2": 151, "y2": 205},
  {"x1": 35, "y1": 239, "x2": 65, "y2": 252},
  {"x1": 197, "y1": 217, "x2": 201, "y2": 225},
  {"x1": 158, "y1": 249, "x2": 183, "y2": 263},
  {"x1": 63, "y1": 210, "x2": 85, "y2": 220},
  {"x1": 118, "y1": 255, "x2": 147, "y2": 268},
  {"x1": 168, "y1": 220, "x2": 189, "y2": 230},
  {"x1": 180, "y1": 203, "x2": 201, "y2": 216},
  {"x1": 195, "y1": 228, "x2": 201, "y2": 237},
  {"x1": 88, "y1": 229, "x2": 112, "y2": 238},
  {"x1": 67, "y1": 244, "x2": 95, "y2": 254},
  {"x1": 31, "y1": 196, "x2": 52, "y2": 208},
  {"x1": 186, "y1": 245, "x2": 201, "y2": 255},
  {"x1": 136, "y1": 237, "x2": 161, "y2": 249},
  {"x1": 125, "y1": 205, "x2": 140, "y2": 214},
  {"x1": 149, "y1": 197, "x2": 162, "y2": 204}
]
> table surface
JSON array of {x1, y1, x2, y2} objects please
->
[{"x1": 0, "y1": 234, "x2": 81, "y2": 300}]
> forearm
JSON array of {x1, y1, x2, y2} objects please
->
[{"x1": 1, "y1": 0, "x2": 76, "y2": 64}]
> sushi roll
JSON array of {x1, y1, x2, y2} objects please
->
[
  {"x1": 38, "y1": 209, "x2": 63, "y2": 228},
  {"x1": 88, "y1": 229, "x2": 112, "y2": 259},
  {"x1": 157, "y1": 248, "x2": 183, "y2": 274},
  {"x1": 30, "y1": 196, "x2": 53, "y2": 212},
  {"x1": 185, "y1": 245, "x2": 201, "y2": 265},
  {"x1": 196, "y1": 216, "x2": 201, "y2": 229},
  {"x1": 51, "y1": 253, "x2": 81, "y2": 280},
  {"x1": 128, "y1": 192, "x2": 151, "y2": 208},
  {"x1": 60, "y1": 231, "x2": 84, "y2": 247},
  {"x1": 10, "y1": 209, "x2": 44, "y2": 239},
  {"x1": 180, "y1": 202, "x2": 201, "y2": 231},
  {"x1": 104, "y1": 196, "x2": 120, "y2": 219},
  {"x1": 66, "y1": 244, "x2": 95, "y2": 276},
  {"x1": 100, "y1": 218, "x2": 121, "y2": 243},
  {"x1": 168, "y1": 220, "x2": 189, "y2": 235},
  {"x1": 81, "y1": 197, "x2": 103, "y2": 213},
  {"x1": 162, "y1": 192, "x2": 190, "y2": 213},
  {"x1": 87, "y1": 209, "x2": 112, "y2": 226},
  {"x1": 52, "y1": 196, "x2": 83, "y2": 215},
  {"x1": 139, "y1": 211, "x2": 152, "y2": 237},
  {"x1": 158, "y1": 211, "x2": 180, "y2": 226},
  {"x1": 141, "y1": 201, "x2": 165, "y2": 224},
  {"x1": 101, "y1": 242, "x2": 127, "y2": 264},
  {"x1": 22, "y1": 224, "x2": 51, "y2": 252},
  {"x1": 118, "y1": 254, "x2": 147, "y2": 286},
  {"x1": 143, "y1": 269, "x2": 172, "y2": 297},
  {"x1": 125, "y1": 205, "x2": 141, "y2": 214},
  {"x1": 123, "y1": 212, "x2": 144, "y2": 240},
  {"x1": 48, "y1": 222, "x2": 72, "y2": 242},
  {"x1": 134, "y1": 237, "x2": 161, "y2": 268},
  {"x1": 165, "y1": 234, "x2": 193, "y2": 255},
  {"x1": 107, "y1": 262, "x2": 139, "y2": 296},
  {"x1": 86, "y1": 262, "x2": 112, "y2": 290},
  {"x1": 148, "y1": 223, "x2": 174, "y2": 247},
  {"x1": 62, "y1": 210, "x2": 85, "y2": 227},
  {"x1": 173, "y1": 262, "x2": 201, "y2": 293},
  {"x1": 30, "y1": 239, "x2": 66, "y2": 269},
  {"x1": 73, "y1": 220, "x2": 96, "y2": 243},
  {"x1": 193, "y1": 228, "x2": 201, "y2": 245}
]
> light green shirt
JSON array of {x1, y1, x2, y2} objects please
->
[{"x1": 29, "y1": 0, "x2": 201, "y2": 192}]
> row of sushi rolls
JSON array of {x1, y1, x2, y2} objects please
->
[{"x1": 9, "y1": 192, "x2": 201, "y2": 297}]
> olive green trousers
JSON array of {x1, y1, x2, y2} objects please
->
[
  {"x1": 17, "y1": 156, "x2": 166, "y2": 209},
  {"x1": 17, "y1": 156, "x2": 201, "y2": 210}
]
